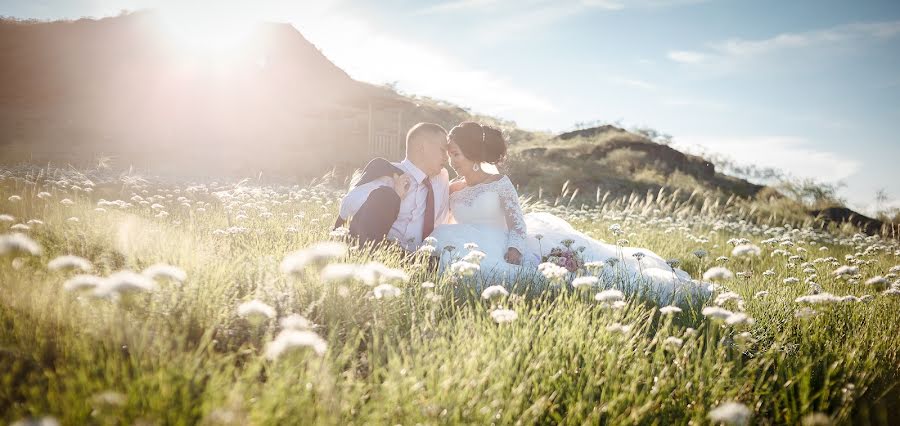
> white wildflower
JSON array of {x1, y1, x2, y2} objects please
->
[
  {"x1": 864, "y1": 276, "x2": 888, "y2": 290},
  {"x1": 48, "y1": 255, "x2": 92, "y2": 272},
  {"x1": 90, "y1": 391, "x2": 127, "y2": 409},
  {"x1": 538, "y1": 262, "x2": 569, "y2": 281},
  {"x1": 572, "y1": 276, "x2": 598, "y2": 289},
  {"x1": 832, "y1": 265, "x2": 859, "y2": 276},
  {"x1": 702, "y1": 306, "x2": 733, "y2": 321},
  {"x1": 10, "y1": 416, "x2": 59, "y2": 426},
  {"x1": 280, "y1": 314, "x2": 314, "y2": 330},
  {"x1": 703, "y1": 266, "x2": 733, "y2": 281},
  {"x1": 605, "y1": 322, "x2": 632, "y2": 334},
  {"x1": 659, "y1": 305, "x2": 682, "y2": 315},
  {"x1": 63, "y1": 274, "x2": 104, "y2": 292},
  {"x1": 319, "y1": 263, "x2": 361, "y2": 283},
  {"x1": 725, "y1": 312, "x2": 755, "y2": 326},
  {"x1": 450, "y1": 260, "x2": 480, "y2": 277},
  {"x1": 663, "y1": 336, "x2": 683, "y2": 349},
  {"x1": 714, "y1": 291, "x2": 743, "y2": 306},
  {"x1": 708, "y1": 401, "x2": 751, "y2": 426},
  {"x1": 373, "y1": 284, "x2": 402, "y2": 299},
  {"x1": 595, "y1": 289, "x2": 625, "y2": 303},
  {"x1": 0, "y1": 233, "x2": 42, "y2": 256},
  {"x1": 490, "y1": 308, "x2": 518, "y2": 323},
  {"x1": 800, "y1": 413, "x2": 832, "y2": 426},
  {"x1": 794, "y1": 293, "x2": 843, "y2": 304},
  {"x1": 462, "y1": 250, "x2": 486, "y2": 264},
  {"x1": 280, "y1": 242, "x2": 348, "y2": 274},
  {"x1": 93, "y1": 271, "x2": 157, "y2": 298},
  {"x1": 142, "y1": 263, "x2": 186, "y2": 282},
  {"x1": 358, "y1": 262, "x2": 409, "y2": 285},
  {"x1": 237, "y1": 300, "x2": 276, "y2": 320},
  {"x1": 481, "y1": 285, "x2": 510, "y2": 299},
  {"x1": 265, "y1": 329, "x2": 327, "y2": 360}
]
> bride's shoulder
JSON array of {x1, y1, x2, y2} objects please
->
[
  {"x1": 484, "y1": 174, "x2": 509, "y2": 184},
  {"x1": 491, "y1": 174, "x2": 515, "y2": 187}
]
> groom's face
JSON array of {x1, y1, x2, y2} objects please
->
[{"x1": 419, "y1": 133, "x2": 448, "y2": 176}]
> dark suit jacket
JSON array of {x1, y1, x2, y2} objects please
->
[{"x1": 334, "y1": 157, "x2": 403, "y2": 229}]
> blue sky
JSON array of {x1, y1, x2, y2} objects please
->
[{"x1": 4, "y1": 0, "x2": 900, "y2": 213}]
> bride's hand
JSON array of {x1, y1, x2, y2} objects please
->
[
  {"x1": 504, "y1": 248, "x2": 522, "y2": 265},
  {"x1": 392, "y1": 173, "x2": 411, "y2": 199},
  {"x1": 449, "y1": 179, "x2": 467, "y2": 194}
]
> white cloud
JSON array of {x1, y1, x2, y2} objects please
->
[
  {"x1": 417, "y1": 0, "x2": 716, "y2": 41},
  {"x1": 417, "y1": 0, "x2": 714, "y2": 14},
  {"x1": 667, "y1": 50, "x2": 707, "y2": 64},
  {"x1": 674, "y1": 135, "x2": 862, "y2": 183},
  {"x1": 414, "y1": 0, "x2": 503, "y2": 15},
  {"x1": 296, "y1": 14, "x2": 557, "y2": 116},
  {"x1": 853, "y1": 198, "x2": 900, "y2": 217},
  {"x1": 668, "y1": 20, "x2": 900, "y2": 65}
]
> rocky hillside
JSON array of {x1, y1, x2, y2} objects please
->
[
  {"x1": 507, "y1": 124, "x2": 764, "y2": 198},
  {"x1": 504, "y1": 125, "x2": 891, "y2": 235}
]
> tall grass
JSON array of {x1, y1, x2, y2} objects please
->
[{"x1": 1, "y1": 165, "x2": 898, "y2": 425}]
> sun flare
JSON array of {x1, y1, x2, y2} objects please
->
[{"x1": 158, "y1": 7, "x2": 256, "y2": 57}]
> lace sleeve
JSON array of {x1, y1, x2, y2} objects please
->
[{"x1": 498, "y1": 176, "x2": 527, "y2": 254}]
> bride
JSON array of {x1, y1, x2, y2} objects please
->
[{"x1": 427, "y1": 122, "x2": 707, "y2": 304}]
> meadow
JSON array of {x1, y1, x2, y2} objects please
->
[{"x1": 1, "y1": 164, "x2": 898, "y2": 425}]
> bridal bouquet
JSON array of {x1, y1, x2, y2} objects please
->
[{"x1": 542, "y1": 239, "x2": 585, "y2": 273}]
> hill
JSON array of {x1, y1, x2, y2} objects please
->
[
  {"x1": 0, "y1": 11, "x2": 469, "y2": 176},
  {"x1": 504, "y1": 125, "x2": 892, "y2": 236}
]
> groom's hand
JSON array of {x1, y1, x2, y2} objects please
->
[
  {"x1": 504, "y1": 248, "x2": 522, "y2": 265},
  {"x1": 392, "y1": 173, "x2": 411, "y2": 199}
]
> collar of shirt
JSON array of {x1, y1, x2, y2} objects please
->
[{"x1": 400, "y1": 158, "x2": 428, "y2": 184}]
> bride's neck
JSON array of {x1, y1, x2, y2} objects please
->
[{"x1": 462, "y1": 169, "x2": 490, "y2": 185}]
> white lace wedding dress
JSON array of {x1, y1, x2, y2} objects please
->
[{"x1": 428, "y1": 175, "x2": 708, "y2": 304}]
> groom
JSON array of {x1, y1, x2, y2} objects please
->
[{"x1": 334, "y1": 122, "x2": 450, "y2": 250}]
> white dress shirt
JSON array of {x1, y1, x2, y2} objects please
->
[{"x1": 338, "y1": 159, "x2": 449, "y2": 251}]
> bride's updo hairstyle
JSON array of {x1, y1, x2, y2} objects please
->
[{"x1": 448, "y1": 122, "x2": 507, "y2": 165}]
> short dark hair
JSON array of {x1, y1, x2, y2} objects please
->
[{"x1": 405, "y1": 122, "x2": 447, "y2": 155}]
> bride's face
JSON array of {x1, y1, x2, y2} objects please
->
[{"x1": 447, "y1": 140, "x2": 474, "y2": 174}]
